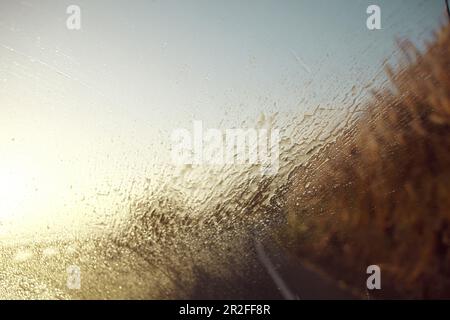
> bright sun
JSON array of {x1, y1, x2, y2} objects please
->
[{"x1": 0, "y1": 162, "x2": 32, "y2": 221}]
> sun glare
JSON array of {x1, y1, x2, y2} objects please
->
[{"x1": 0, "y1": 163, "x2": 31, "y2": 221}]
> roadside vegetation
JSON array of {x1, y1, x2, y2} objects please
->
[{"x1": 284, "y1": 23, "x2": 450, "y2": 298}]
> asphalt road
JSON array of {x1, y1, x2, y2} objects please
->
[{"x1": 0, "y1": 234, "x2": 355, "y2": 299}]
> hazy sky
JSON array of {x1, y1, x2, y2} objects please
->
[
  {"x1": 1, "y1": 1, "x2": 444, "y2": 123},
  {"x1": 0, "y1": 0, "x2": 445, "y2": 236}
]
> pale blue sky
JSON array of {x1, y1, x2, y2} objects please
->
[{"x1": 0, "y1": 0, "x2": 445, "y2": 128}]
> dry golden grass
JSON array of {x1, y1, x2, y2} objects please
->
[{"x1": 285, "y1": 23, "x2": 450, "y2": 298}]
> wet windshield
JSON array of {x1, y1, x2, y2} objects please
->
[{"x1": 0, "y1": 0, "x2": 446, "y2": 299}]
